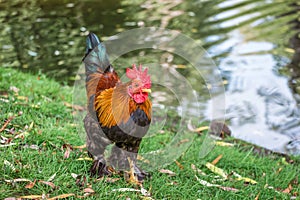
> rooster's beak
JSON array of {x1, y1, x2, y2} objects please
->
[{"x1": 142, "y1": 89, "x2": 152, "y2": 93}]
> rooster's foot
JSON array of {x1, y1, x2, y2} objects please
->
[
  {"x1": 123, "y1": 164, "x2": 150, "y2": 182},
  {"x1": 90, "y1": 159, "x2": 112, "y2": 177},
  {"x1": 134, "y1": 165, "x2": 150, "y2": 182}
]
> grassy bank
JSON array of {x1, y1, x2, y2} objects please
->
[{"x1": 0, "y1": 68, "x2": 299, "y2": 199}]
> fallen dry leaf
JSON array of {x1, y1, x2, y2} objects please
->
[
  {"x1": 14, "y1": 131, "x2": 30, "y2": 139},
  {"x1": 73, "y1": 144, "x2": 86, "y2": 149},
  {"x1": 215, "y1": 141, "x2": 234, "y2": 147},
  {"x1": 47, "y1": 193, "x2": 75, "y2": 200},
  {"x1": 195, "y1": 175, "x2": 239, "y2": 192},
  {"x1": 211, "y1": 154, "x2": 223, "y2": 165},
  {"x1": 64, "y1": 102, "x2": 85, "y2": 111},
  {"x1": 4, "y1": 160, "x2": 16, "y2": 171},
  {"x1": 64, "y1": 148, "x2": 71, "y2": 159},
  {"x1": 4, "y1": 197, "x2": 20, "y2": 200},
  {"x1": 194, "y1": 126, "x2": 209, "y2": 132},
  {"x1": 10, "y1": 86, "x2": 20, "y2": 93},
  {"x1": 5, "y1": 178, "x2": 31, "y2": 183},
  {"x1": 187, "y1": 121, "x2": 209, "y2": 133},
  {"x1": 19, "y1": 195, "x2": 43, "y2": 199},
  {"x1": 28, "y1": 122, "x2": 34, "y2": 131},
  {"x1": 140, "y1": 197, "x2": 155, "y2": 200},
  {"x1": 235, "y1": 176, "x2": 257, "y2": 184},
  {"x1": 159, "y1": 169, "x2": 176, "y2": 176},
  {"x1": 255, "y1": 192, "x2": 260, "y2": 200},
  {"x1": 76, "y1": 157, "x2": 93, "y2": 161},
  {"x1": 47, "y1": 173, "x2": 57, "y2": 182},
  {"x1": 62, "y1": 144, "x2": 73, "y2": 159},
  {"x1": 176, "y1": 139, "x2": 190, "y2": 146},
  {"x1": 83, "y1": 188, "x2": 95, "y2": 193},
  {"x1": 232, "y1": 172, "x2": 257, "y2": 184},
  {"x1": 205, "y1": 162, "x2": 227, "y2": 179},
  {"x1": 71, "y1": 173, "x2": 78, "y2": 179},
  {"x1": 140, "y1": 187, "x2": 152, "y2": 197},
  {"x1": 23, "y1": 144, "x2": 39, "y2": 150},
  {"x1": 25, "y1": 179, "x2": 36, "y2": 189},
  {"x1": 191, "y1": 164, "x2": 206, "y2": 175},
  {"x1": 219, "y1": 186, "x2": 239, "y2": 192},
  {"x1": 1, "y1": 143, "x2": 17, "y2": 147},
  {"x1": 175, "y1": 160, "x2": 184, "y2": 170},
  {"x1": 0, "y1": 116, "x2": 15, "y2": 133},
  {"x1": 112, "y1": 188, "x2": 140, "y2": 192},
  {"x1": 0, "y1": 98, "x2": 9, "y2": 103},
  {"x1": 282, "y1": 184, "x2": 293, "y2": 194},
  {"x1": 276, "y1": 167, "x2": 283, "y2": 174},
  {"x1": 195, "y1": 175, "x2": 219, "y2": 187},
  {"x1": 38, "y1": 180, "x2": 57, "y2": 189},
  {"x1": 17, "y1": 96, "x2": 29, "y2": 101}
]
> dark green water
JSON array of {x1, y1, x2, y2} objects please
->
[
  {"x1": 0, "y1": 0, "x2": 298, "y2": 83},
  {"x1": 1, "y1": 0, "x2": 300, "y2": 154}
]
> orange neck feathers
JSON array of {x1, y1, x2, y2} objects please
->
[
  {"x1": 94, "y1": 84, "x2": 152, "y2": 128},
  {"x1": 86, "y1": 70, "x2": 119, "y2": 101}
]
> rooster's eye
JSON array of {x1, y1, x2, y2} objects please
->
[{"x1": 134, "y1": 83, "x2": 139, "y2": 87}]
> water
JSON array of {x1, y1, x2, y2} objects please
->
[
  {"x1": 206, "y1": 32, "x2": 299, "y2": 153},
  {"x1": 204, "y1": 1, "x2": 300, "y2": 154},
  {"x1": 1, "y1": 0, "x2": 300, "y2": 154}
]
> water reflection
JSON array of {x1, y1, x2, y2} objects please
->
[
  {"x1": 1, "y1": 0, "x2": 300, "y2": 154},
  {"x1": 205, "y1": 1, "x2": 300, "y2": 154},
  {"x1": 0, "y1": 0, "x2": 125, "y2": 83}
]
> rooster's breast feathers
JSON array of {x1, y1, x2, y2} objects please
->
[{"x1": 94, "y1": 84, "x2": 152, "y2": 128}]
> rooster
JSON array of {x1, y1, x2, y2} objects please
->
[{"x1": 82, "y1": 33, "x2": 152, "y2": 181}]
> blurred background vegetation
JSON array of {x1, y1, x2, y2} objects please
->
[{"x1": 0, "y1": 0, "x2": 299, "y2": 85}]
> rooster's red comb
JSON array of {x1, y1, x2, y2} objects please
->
[{"x1": 126, "y1": 64, "x2": 151, "y2": 86}]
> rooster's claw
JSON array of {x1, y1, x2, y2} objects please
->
[
  {"x1": 90, "y1": 159, "x2": 112, "y2": 177},
  {"x1": 133, "y1": 164, "x2": 151, "y2": 182}
]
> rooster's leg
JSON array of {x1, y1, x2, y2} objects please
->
[
  {"x1": 109, "y1": 139, "x2": 149, "y2": 181},
  {"x1": 84, "y1": 114, "x2": 112, "y2": 177}
]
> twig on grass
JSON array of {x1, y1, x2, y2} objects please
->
[{"x1": 0, "y1": 116, "x2": 15, "y2": 133}]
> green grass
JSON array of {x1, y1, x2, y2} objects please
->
[{"x1": 0, "y1": 67, "x2": 299, "y2": 200}]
